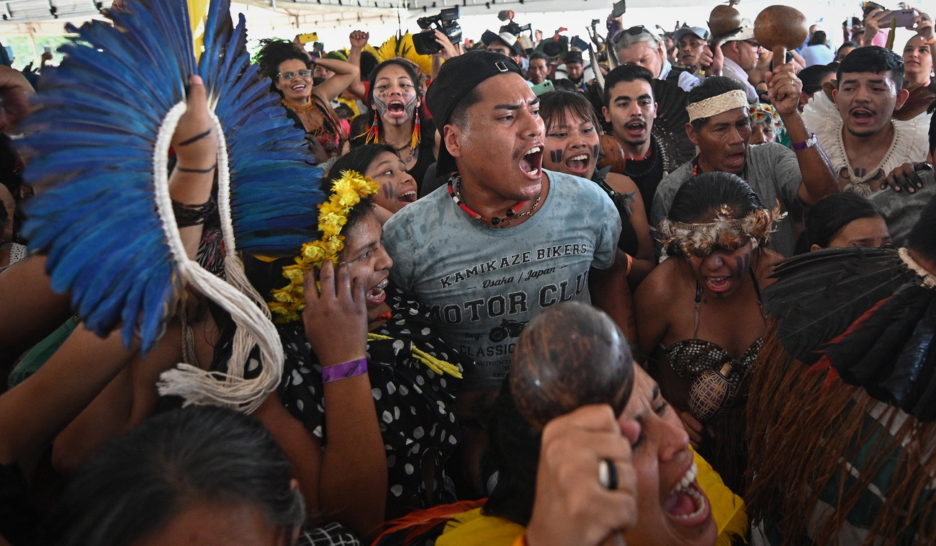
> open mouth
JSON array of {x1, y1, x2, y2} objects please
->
[
  {"x1": 291, "y1": 83, "x2": 307, "y2": 92},
  {"x1": 705, "y1": 276, "x2": 732, "y2": 293},
  {"x1": 662, "y1": 463, "x2": 710, "y2": 525},
  {"x1": 387, "y1": 101, "x2": 406, "y2": 116},
  {"x1": 366, "y1": 278, "x2": 389, "y2": 305},
  {"x1": 625, "y1": 120, "x2": 647, "y2": 136},
  {"x1": 398, "y1": 190, "x2": 417, "y2": 204},
  {"x1": 850, "y1": 108, "x2": 874, "y2": 121},
  {"x1": 566, "y1": 153, "x2": 591, "y2": 173},
  {"x1": 519, "y1": 145, "x2": 543, "y2": 178}
]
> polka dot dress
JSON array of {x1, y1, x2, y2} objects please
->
[{"x1": 279, "y1": 286, "x2": 471, "y2": 517}]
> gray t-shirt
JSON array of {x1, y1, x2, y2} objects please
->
[
  {"x1": 382, "y1": 170, "x2": 620, "y2": 391},
  {"x1": 651, "y1": 143, "x2": 802, "y2": 256}
]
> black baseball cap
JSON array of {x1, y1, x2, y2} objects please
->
[{"x1": 427, "y1": 50, "x2": 522, "y2": 175}]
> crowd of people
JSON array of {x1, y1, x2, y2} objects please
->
[{"x1": 1, "y1": 0, "x2": 936, "y2": 544}]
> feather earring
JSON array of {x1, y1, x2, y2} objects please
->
[
  {"x1": 365, "y1": 111, "x2": 380, "y2": 144},
  {"x1": 410, "y1": 109, "x2": 421, "y2": 149}
]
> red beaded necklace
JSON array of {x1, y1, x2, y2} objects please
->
[{"x1": 447, "y1": 176, "x2": 539, "y2": 226}]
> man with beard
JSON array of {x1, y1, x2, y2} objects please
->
[
  {"x1": 651, "y1": 74, "x2": 838, "y2": 257},
  {"x1": 599, "y1": 65, "x2": 678, "y2": 217},
  {"x1": 382, "y1": 51, "x2": 633, "y2": 423},
  {"x1": 805, "y1": 47, "x2": 929, "y2": 196}
]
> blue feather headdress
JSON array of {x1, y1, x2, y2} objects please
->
[{"x1": 19, "y1": 0, "x2": 325, "y2": 411}]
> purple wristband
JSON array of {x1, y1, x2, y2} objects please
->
[{"x1": 321, "y1": 358, "x2": 368, "y2": 383}]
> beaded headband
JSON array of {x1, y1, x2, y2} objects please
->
[
  {"x1": 686, "y1": 90, "x2": 749, "y2": 122},
  {"x1": 658, "y1": 201, "x2": 786, "y2": 257},
  {"x1": 748, "y1": 103, "x2": 785, "y2": 135},
  {"x1": 268, "y1": 171, "x2": 379, "y2": 322}
]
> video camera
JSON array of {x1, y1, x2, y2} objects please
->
[
  {"x1": 412, "y1": 7, "x2": 462, "y2": 55},
  {"x1": 501, "y1": 20, "x2": 531, "y2": 36}
]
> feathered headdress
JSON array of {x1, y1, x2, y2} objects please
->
[{"x1": 19, "y1": 0, "x2": 325, "y2": 412}]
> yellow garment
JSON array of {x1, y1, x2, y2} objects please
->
[
  {"x1": 187, "y1": 0, "x2": 208, "y2": 58},
  {"x1": 435, "y1": 508, "x2": 524, "y2": 546},
  {"x1": 435, "y1": 451, "x2": 747, "y2": 546},
  {"x1": 691, "y1": 447, "x2": 748, "y2": 545}
]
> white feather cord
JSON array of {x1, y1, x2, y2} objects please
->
[{"x1": 153, "y1": 101, "x2": 284, "y2": 414}]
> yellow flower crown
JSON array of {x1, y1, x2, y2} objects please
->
[{"x1": 268, "y1": 170, "x2": 379, "y2": 322}]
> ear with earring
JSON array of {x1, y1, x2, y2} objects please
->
[
  {"x1": 410, "y1": 109, "x2": 421, "y2": 149},
  {"x1": 365, "y1": 111, "x2": 380, "y2": 144}
]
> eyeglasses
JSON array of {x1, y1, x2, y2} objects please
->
[{"x1": 278, "y1": 69, "x2": 312, "y2": 80}]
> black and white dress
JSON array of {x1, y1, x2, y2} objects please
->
[{"x1": 278, "y1": 285, "x2": 470, "y2": 517}]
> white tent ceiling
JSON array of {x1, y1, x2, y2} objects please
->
[{"x1": 0, "y1": 0, "x2": 882, "y2": 54}]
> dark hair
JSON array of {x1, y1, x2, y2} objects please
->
[
  {"x1": 686, "y1": 76, "x2": 748, "y2": 130},
  {"x1": 930, "y1": 103, "x2": 936, "y2": 153},
  {"x1": 603, "y1": 64, "x2": 655, "y2": 107},
  {"x1": 836, "y1": 41, "x2": 857, "y2": 58},
  {"x1": 798, "y1": 64, "x2": 836, "y2": 96},
  {"x1": 804, "y1": 192, "x2": 882, "y2": 249},
  {"x1": 51, "y1": 406, "x2": 304, "y2": 546},
  {"x1": 449, "y1": 87, "x2": 481, "y2": 129},
  {"x1": 529, "y1": 51, "x2": 548, "y2": 63},
  {"x1": 256, "y1": 39, "x2": 312, "y2": 96},
  {"x1": 327, "y1": 143, "x2": 397, "y2": 180},
  {"x1": 907, "y1": 194, "x2": 936, "y2": 262},
  {"x1": 836, "y1": 46, "x2": 904, "y2": 89},
  {"x1": 668, "y1": 172, "x2": 763, "y2": 224},
  {"x1": 808, "y1": 30, "x2": 828, "y2": 46},
  {"x1": 550, "y1": 79, "x2": 578, "y2": 92},
  {"x1": 359, "y1": 51, "x2": 379, "y2": 84},
  {"x1": 539, "y1": 90, "x2": 602, "y2": 132},
  {"x1": 481, "y1": 382, "x2": 541, "y2": 525},
  {"x1": 243, "y1": 168, "x2": 376, "y2": 300}
]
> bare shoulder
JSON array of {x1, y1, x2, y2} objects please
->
[{"x1": 635, "y1": 257, "x2": 688, "y2": 307}]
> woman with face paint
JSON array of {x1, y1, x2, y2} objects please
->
[
  {"x1": 353, "y1": 60, "x2": 436, "y2": 193},
  {"x1": 634, "y1": 173, "x2": 783, "y2": 494},
  {"x1": 257, "y1": 39, "x2": 359, "y2": 164},
  {"x1": 539, "y1": 91, "x2": 655, "y2": 285},
  {"x1": 327, "y1": 144, "x2": 420, "y2": 224}
]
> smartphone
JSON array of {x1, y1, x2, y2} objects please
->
[
  {"x1": 297, "y1": 32, "x2": 319, "y2": 44},
  {"x1": 611, "y1": 0, "x2": 626, "y2": 18},
  {"x1": 879, "y1": 9, "x2": 917, "y2": 28},
  {"x1": 531, "y1": 79, "x2": 554, "y2": 96}
]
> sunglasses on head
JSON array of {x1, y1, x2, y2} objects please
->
[{"x1": 278, "y1": 69, "x2": 312, "y2": 80}]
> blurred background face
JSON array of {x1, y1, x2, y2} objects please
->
[
  {"x1": 750, "y1": 121, "x2": 775, "y2": 145},
  {"x1": 811, "y1": 216, "x2": 891, "y2": 251},
  {"x1": 678, "y1": 34, "x2": 706, "y2": 70},
  {"x1": 527, "y1": 58, "x2": 548, "y2": 84},
  {"x1": 617, "y1": 41, "x2": 664, "y2": 79}
]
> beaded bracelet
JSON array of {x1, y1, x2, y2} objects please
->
[{"x1": 321, "y1": 358, "x2": 368, "y2": 383}]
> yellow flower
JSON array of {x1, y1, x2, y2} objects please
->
[
  {"x1": 302, "y1": 243, "x2": 326, "y2": 261},
  {"x1": 266, "y1": 171, "x2": 380, "y2": 322}
]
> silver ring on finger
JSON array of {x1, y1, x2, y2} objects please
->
[{"x1": 598, "y1": 458, "x2": 618, "y2": 490}]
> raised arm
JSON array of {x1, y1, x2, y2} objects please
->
[
  {"x1": 344, "y1": 30, "x2": 369, "y2": 100},
  {"x1": 256, "y1": 261, "x2": 386, "y2": 538},
  {"x1": 767, "y1": 62, "x2": 838, "y2": 204},
  {"x1": 312, "y1": 57, "x2": 360, "y2": 103}
]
